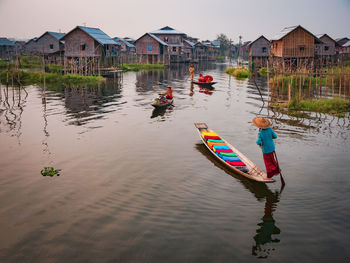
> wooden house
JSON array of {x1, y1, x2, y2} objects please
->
[
  {"x1": 315, "y1": 34, "x2": 338, "y2": 64},
  {"x1": 113, "y1": 37, "x2": 136, "y2": 63},
  {"x1": 24, "y1": 37, "x2": 38, "y2": 55},
  {"x1": 35, "y1": 31, "x2": 65, "y2": 64},
  {"x1": 0, "y1": 37, "x2": 15, "y2": 59},
  {"x1": 136, "y1": 26, "x2": 188, "y2": 64},
  {"x1": 183, "y1": 39, "x2": 195, "y2": 62},
  {"x1": 241, "y1": 41, "x2": 251, "y2": 59},
  {"x1": 14, "y1": 41, "x2": 26, "y2": 55},
  {"x1": 61, "y1": 26, "x2": 120, "y2": 74},
  {"x1": 270, "y1": 25, "x2": 321, "y2": 70},
  {"x1": 248, "y1": 35, "x2": 270, "y2": 71}
]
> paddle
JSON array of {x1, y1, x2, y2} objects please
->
[{"x1": 273, "y1": 151, "x2": 286, "y2": 186}]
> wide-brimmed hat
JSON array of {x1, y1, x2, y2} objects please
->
[
  {"x1": 252, "y1": 117, "x2": 271, "y2": 129},
  {"x1": 166, "y1": 85, "x2": 172, "y2": 89}
]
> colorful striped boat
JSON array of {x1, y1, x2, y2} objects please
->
[{"x1": 194, "y1": 123, "x2": 275, "y2": 183}]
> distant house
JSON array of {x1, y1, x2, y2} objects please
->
[
  {"x1": 315, "y1": 34, "x2": 338, "y2": 63},
  {"x1": 241, "y1": 41, "x2": 251, "y2": 59},
  {"x1": 270, "y1": 25, "x2": 321, "y2": 69},
  {"x1": 335, "y1": 37, "x2": 350, "y2": 47},
  {"x1": 25, "y1": 37, "x2": 38, "y2": 55},
  {"x1": 123, "y1": 37, "x2": 136, "y2": 46},
  {"x1": 248, "y1": 35, "x2": 270, "y2": 71},
  {"x1": 61, "y1": 26, "x2": 120, "y2": 74},
  {"x1": 136, "y1": 26, "x2": 189, "y2": 64},
  {"x1": 136, "y1": 33, "x2": 169, "y2": 64},
  {"x1": 113, "y1": 37, "x2": 136, "y2": 53},
  {"x1": 14, "y1": 41, "x2": 26, "y2": 55},
  {"x1": 35, "y1": 31, "x2": 65, "y2": 63},
  {"x1": 183, "y1": 39, "x2": 195, "y2": 61},
  {"x1": 0, "y1": 37, "x2": 15, "y2": 59},
  {"x1": 341, "y1": 40, "x2": 350, "y2": 57}
]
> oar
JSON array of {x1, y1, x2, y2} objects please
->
[{"x1": 273, "y1": 151, "x2": 285, "y2": 186}]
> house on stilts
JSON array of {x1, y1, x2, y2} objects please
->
[
  {"x1": 61, "y1": 26, "x2": 120, "y2": 75},
  {"x1": 35, "y1": 31, "x2": 65, "y2": 64},
  {"x1": 248, "y1": 35, "x2": 270, "y2": 71}
]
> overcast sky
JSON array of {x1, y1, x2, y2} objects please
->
[{"x1": 0, "y1": 0, "x2": 349, "y2": 42}]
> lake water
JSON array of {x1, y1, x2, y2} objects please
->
[{"x1": 0, "y1": 62, "x2": 350, "y2": 262}]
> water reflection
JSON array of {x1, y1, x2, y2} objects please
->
[
  {"x1": 195, "y1": 143, "x2": 282, "y2": 259},
  {"x1": 150, "y1": 106, "x2": 174, "y2": 120},
  {"x1": 0, "y1": 85, "x2": 27, "y2": 141}
]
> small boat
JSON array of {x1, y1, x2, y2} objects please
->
[
  {"x1": 152, "y1": 99, "x2": 173, "y2": 108},
  {"x1": 192, "y1": 81, "x2": 217, "y2": 88},
  {"x1": 194, "y1": 123, "x2": 274, "y2": 183}
]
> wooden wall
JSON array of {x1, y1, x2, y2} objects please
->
[
  {"x1": 64, "y1": 28, "x2": 97, "y2": 57},
  {"x1": 36, "y1": 33, "x2": 63, "y2": 54},
  {"x1": 315, "y1": 35, "x2": 336, "y2": 56},
  {"x1": 249, "y1": 37, "x2": 270, "y2": 57},
  {"x1": 272, "y1": 27, "x2": 315, "y2": 58},
  {"x1": 136, "y1": 34, "x2": 161, "y2": 55}
]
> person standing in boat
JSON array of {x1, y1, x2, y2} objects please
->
[
  {"x1": 253, "y1": 117, "x2": 280, "y2": 178},
  {"x1": 189, "y1": 64, "x2": 195, "y2": 81}
]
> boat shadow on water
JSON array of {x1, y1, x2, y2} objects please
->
[
  {"x1": 150, "y1": 106, "x2": 174, "y2": 119},
  {"x1": 195, "y1": 143, "x2": 283, "y2": 259}
]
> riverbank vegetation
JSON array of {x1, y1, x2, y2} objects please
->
[
  {"x1": 122, "y1": 63, "x2": 164, "y2": 71},
  {"x1": 225, "y1": 67, "x2": 251, "y2": 79},
  {"x1": 270, "y1": 97, "x2": 350, "y2": 117},
  {"x1": 0, "y1": 71, "x2": 105, "y2": 86}
]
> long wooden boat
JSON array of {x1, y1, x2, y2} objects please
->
[
  {"x1": 192, "y1": 81, "x2": 217, "y2": 88},
  {"x1": 194, "y1": 123, "x2": 275, "y2": 183},
  {"x1": 152, "y1": 99, "x2": 173, "y2": 108}
]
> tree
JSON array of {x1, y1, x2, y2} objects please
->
[{"x1": 216, "y1": 33, "x2": 231, "y2": 56}]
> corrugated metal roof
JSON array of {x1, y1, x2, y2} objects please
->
[
  {"x1": 78, "y1": 26, "x2": 117, "y2": 45},
  {"x1": 150, "y1": 26, "x2": 186, "y2": 35},
  {"x1": 211, "y1": 40, "x2": 221, "y2": 47},
  {"x1": 343, "y1": 40, "x2": 350, "y2": 47},
  {"x1": 113, "y1": 37, "x2": 134, "y2": 47},
  {"x1": 148, "y1": 33, "x2": 168, "y2": 46},
  {"x1": 48, "y1": 32, "x2": 65, "y2": 40},
  {"x1": 271, "y1": 26, "x2": 298, "y2": 41},
  {"x1": 0, "y1": 37, "x2": 15, "y2": 46},
  {"x1": 184, "y1": 39, "x2": 195, "y2": 47}
]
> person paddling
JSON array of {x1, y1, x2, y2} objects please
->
[
  {"x1": 253, "y1": 117, "x2": 280, "y2": 179},
  {"x1": 189, "y1": 64, "x2": 195, "y2": 81}
]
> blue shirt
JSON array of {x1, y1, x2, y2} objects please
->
[{"x1": 256, "y1": 127, "x2": 277, "y2": 154}]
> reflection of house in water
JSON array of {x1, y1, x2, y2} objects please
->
[
  {"x1": 51, "y1": 82, "x2": 123, "y2": 126},
  {"x1": 135, "y1": 62, "x2": 216, "y2": 93}
]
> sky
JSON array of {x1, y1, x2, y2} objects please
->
[{"x1": 0, "y1": 0, "x2": 349, "y2": 42}]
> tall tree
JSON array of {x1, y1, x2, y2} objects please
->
[{"x1": 216, "y1": 33, "x2": 231, "y2": 56}]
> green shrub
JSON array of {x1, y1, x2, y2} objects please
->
[{"x1": 225, "y1": 67, "x2": 250, "y2": 79}]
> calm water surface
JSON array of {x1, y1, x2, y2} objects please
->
[{"x1": 0, "y1": 63, "x2": 350, "y2": 262}]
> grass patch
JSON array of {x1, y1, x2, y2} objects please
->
[
  {"x1": 225, "y1": 67, "x2": 251, "y2": 79},
  {"x1": 0, "y1": 71, "x2": 105, "y2": 86},
  {"x1": 122, "y1": 63, "x2": 164, "y2": 71},
  {"x1": 271, "y1": 98, "x2": 350, "y2": 116},
  {"x1": 258, "y1": 67, "x2": 268, "y2": 76},
  {"x1": 216, "y1": 55, "x2": 225, "y2": 62}
]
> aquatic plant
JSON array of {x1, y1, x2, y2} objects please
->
[
  {"x1": 41, "y1": 167, "x2": 61, "y2": 177},
  {"x1": 122, "y1": 64, "x2": 164, "y2": 72},
  {"x1": 216, "y1": 55, "x2": 225, "y2": 62},
  {"x1": 258, "y1": 67, "x2": 268, "y2": 76},
  {"x1": 288, "y1": 97, "x2": 350, "y2": 114},
  {"x1": 225, "y1": 67, "x2": 251, "y2": 79}
]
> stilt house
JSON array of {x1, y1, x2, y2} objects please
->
[
  {"x1": 0, "y1": 38, "x2": 15, "y2": 59},
  {"x1": 24, "y1": 37, "x2": 38, "y2": 55},
  {"x1": 35, "y1": 31, "x2": 65, "y2": 64},
  {"x1": 61, "y1": 26, "x2": 120, "y2": 74},
  {"x1": 248, "y1": 35, "x2": 270, "y2": 71},
  {"x1": 315, "y1": 34, "x2": 338, "y2": 64},
  {"x1": 270, "y1": 25, "x2": 321, "y2": 70}
]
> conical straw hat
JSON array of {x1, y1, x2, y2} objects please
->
[{"x1": 252, "y1": 117, "x2": 271, "y2": 129}]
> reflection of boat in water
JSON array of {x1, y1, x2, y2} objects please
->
[
  {"x1": 151, "y1": 105, "x2": 174, "y2": 119},
  {"x1": 195, "y1": 143, "x2": 282, "y2": 259},
  {"x1": 192, "y1": 81, "x2": 217, "y2": 88}
]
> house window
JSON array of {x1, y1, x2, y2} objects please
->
[
  {"x1": 49, "y1": 44, "x2": 53, "y2": 49},
  {"x1": 173, "y1": 47, "x2": 177, "y2": 52},
  {"x1": 148, "y1": 45, "x2": 152, "y2": 51},
  {"x1": 324, "y1": 46, "x2": 329, "y2": 51},
  {"x1": 262, "y1": 47, "x2": 267, "y2": 53},
  {"x1": 81, "y1": 44, "x2": 86, "y2": 51},
  {"x1": 299, "y1": 45, "x2": 305, "y2": 51},
  {"x1": 164, "y1": 36, "x2": 168, "y2": 42}
]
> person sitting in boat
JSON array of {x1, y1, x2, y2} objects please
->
[
  {"x1": 204, "y1": 75, "x2": 213, "y2": 83},
  {"x1": 253, "y1": 117, "x2": 280, "y2": 179},
  {"x1": 198, "y1": 74, "x2": 206, "y2": 83},
  {"x1": 161, "y1": 85, "x2": 173, "y2": 100}
]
